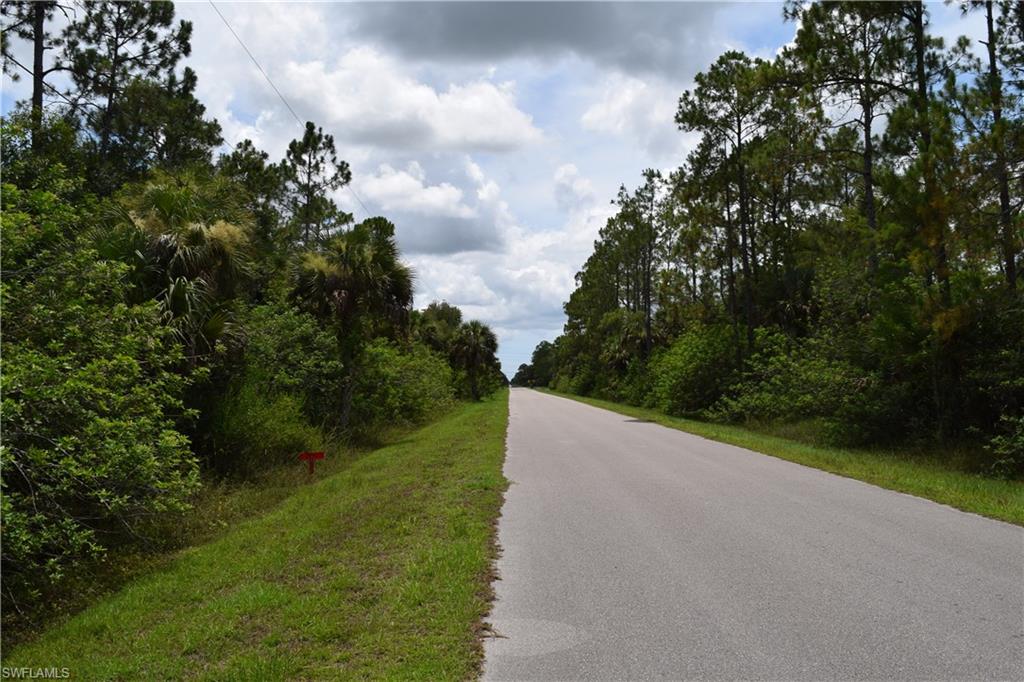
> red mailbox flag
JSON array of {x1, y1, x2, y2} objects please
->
[{"x1": 298, "y1": 451, "x2": 325, "y2": 474}]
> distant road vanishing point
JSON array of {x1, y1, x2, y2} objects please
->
[{"x1": 484, "y1": 389, "x2": 1024, "y2": 681}]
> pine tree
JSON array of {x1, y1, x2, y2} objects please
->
[{"x1": 284, "y1": 121, "x2": 353, "y2": 245}]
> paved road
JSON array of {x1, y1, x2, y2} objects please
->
[{"x1": 483, "y1": 389, "x2": 1024, "y2": 681}]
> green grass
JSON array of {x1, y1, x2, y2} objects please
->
[
  {"x1": 538, "y1": 389, "x2": 1024, "y2": 526},
  {"x1": 4, "y1": 391, "x2": 510, "y2": 679},
  {"x1": 3, "y1": 438, "x2": 372, "y2": 646}
]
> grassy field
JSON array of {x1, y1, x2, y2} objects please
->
[
  {"x1": 4, "y1": 391, "x2": 510, "y2": 680},
  {"x1": 539, "y1": 389, "x2": 1024, "y2": 526}
]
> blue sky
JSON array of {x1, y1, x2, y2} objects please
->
[{"x1": 2, "y1": 2, "x2": 980, "y2": 373}]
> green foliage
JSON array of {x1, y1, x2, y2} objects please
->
[
  {"x1": 650, "y1": 324, "x2": 734, "y2": 416},
  {"x1": 1, "y1": 0, "x2": 507, "y2": 637},
  {"x1": 106, "y1": 67, "x2": 223, "y2": 178},
  {"x1": 284, "y1": 121, "x2": 353, "y2": 244},
  {"x1": 206, "y1": 377, "x2": 326, "y2": 476},
  {"x1": 240, "y1": 302, "x2": 345, "y2": 427},
  {"x1": 415, "y1": 300, "x2": 463, "y2": 355},
  {"x1": 0, "y1": 114, "x2": 89, "y2": 196},
  {"x1": 217, "y1": 139, "x2": 287, "y2": 271},
  {"x1": 705, "y1": 330, "x2": 904, "y2": 445},
  {"x1": 62, "y1": 1, "x2": 202, "y2": 193},
  {"x1": 521, "y1": 1, "x2": 1023, "y2": 474},
  {"x1": 1, "y1": 184, "x2": 199, "y2": 602},
  {"x1": 103, "y1": 170, "x2": 252, "y2": 362},
  {"x1": 451, "y1": 320, "x2": 501, "y2": 400},
  {"x1": 352, "y1": 340, "x2": 456, "y2": 433},
  {"x1": 986, "y1": 415, "x2": 1024, "y2": 479},
  {"x1": 291, "y1": 216, "x2": 415, "y2": 428}
]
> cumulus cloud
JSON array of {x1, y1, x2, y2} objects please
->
[
  {"x1": 553, "y1": 164, "x2": 595, "y2": 212},
  {"x1": 282, "y1": 48, "x2": 541, "y2": 152},
  {"x1": 348, "y1": 157, "x2": 523, "y2": 257},
  {"x1": 358, "y1": 162, "x2": 474, "y2": 219},
  {"x1": 408, "y1": 162, "x2": 613, "y2": 343},
  {"x1": 581, "y1": 73, "x2": 697, "y2": 160}
]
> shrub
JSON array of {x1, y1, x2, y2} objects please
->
[
  {"x1": 242, "y1": 302, "x2": 345, "y2": 427},
  {"x1": 986, "y1": 415, "x2": 1024, "y2": 479},
  {"x1": 1, "y1": 194, "x2": 199, "y2": 600},
  {"x1": 206, "y1": 376, "x2": 326, "y2": 475},
  {"x1": 619, "y1": 357, "x2": 654, "y2": 407},
  {"x1": 351, "y1": 340, "x2": 455, "y2": 432},
  {"x1": 649, "y1": 324, "x2": 735, "y2": 416},
  {"x1": 707, "y1": 329, "x2": 907, "y2": 445}
]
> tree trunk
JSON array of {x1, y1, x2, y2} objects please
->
[
  {"x1": 861, "y1": 91, "x2": 879, "y2": 272},
  {"x1": 642, "y1": 240, "x2": 653, "y2": 356},
  {"x1": 908, "y1": 1, "x2": 957, "y2": 441},
  {"x1": 986, "y1": 0, "x2": 1016, "y2": 289},
  {"x1": 100, "y1": 31, "x2": 121, "y2": 159},
  {"x1": 723, "y1": 173, "x2": 742, "y2": 367},
  {"x1": 860, "y1": 21, "x2": 879, "y2": 237},
  {"x1": 338, "y1": 377, "x2": 355, "y2": 430},
  {"x1": 30, "y1": 1, "x2": 45, "y2": 149},
  {"x1": 910, "y1": 2, "x2": 951, "y2": 307},
  {"x1": 735, "y1": 123, "x2": 756, "y2": 355},
  {"x1": 337, "y1": 335, "x2": 360, "y2": 430}
]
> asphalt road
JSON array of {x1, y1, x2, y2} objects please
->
[{"x1": 483, "y1": 389, "x2": 1024, "y2": 681}]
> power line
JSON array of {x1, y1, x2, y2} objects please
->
[
  {"x1": 4, "y1": 54, "x2": 89, "y2": 111},
  {"x1": 208, "y1": 0, "x2": 301, "y2": 127},
  {"x1": 208, "y1": 0, "x2": 372, "y2": 219}
]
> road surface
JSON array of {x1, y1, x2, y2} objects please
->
[{"x1": 483, "y1": 389, "x2": 1024, "y2": 680}]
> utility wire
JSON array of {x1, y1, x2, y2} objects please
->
[
  {"x1": 208, "y1": 0, "x2": 372, "y2": 219},
  {"x1": 4, "y1": 54, "x2": 88, "y2": 111}
]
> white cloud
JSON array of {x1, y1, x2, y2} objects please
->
[
  {"x1": 581, "y1": 73, "x2": 696, "y2": 160},
  {"x1": 283, "y1": 48, "x2": 542, "y2": 152},
  {"x1": 553, "y1": 163, "x2": 595, "y2": 212},
  {"x1": 358, "y1": 163, "x2": 474, "y2": 218},
  {"x1": 410, "y1": 162, "x2": 613, "y2": 337}
]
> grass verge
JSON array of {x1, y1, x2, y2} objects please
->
[
  {"x1": 2, "y1": 437, "x2": 369, "y2": 646},
  {"x1": 538, "y1": 389, "x2": 1024, "y2": 526},
  {"x1": 4, "y1": 391, "x2": 510, "y2": 679}
]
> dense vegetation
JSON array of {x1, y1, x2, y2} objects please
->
[
  {"x1": 513, "y1": 1, "x2": 1023, "y2": 478},
  {"x1": 5, "y1": 393, "x2": 509, "y2": 678},
  {"x1": 0, "y1": 1, "x2": 504, "y2": 627}
]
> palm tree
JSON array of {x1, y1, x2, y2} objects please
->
[
  {"x1": 291, "y1": 217, "x2": 414, "y2": 428},
  {"x1": 97, "y1": 170, "x2": 252, "y2": 362},
  {"x1": 126, "y1": 171, "x2": 251, "y2": 293},
  {"x1": 452, "y1": 320, "x2": 499, "y2": 400}
]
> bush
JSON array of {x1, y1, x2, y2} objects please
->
[
  {"x1": 242, "y1": 302, "x2": 345, "y2": 428},
  {"x1": 200, "y1": 302, "x2": 339, "y2": 473},
  {"x1": 649, "y1": 324, "x2": 735, "y2": 416},
  {"x1": 1, "y1": 190, "x2": 199, "y2": 600},
  {"x1": 986, "y1": 415, "x2": 1024, "y2": 479},
  {"x1": 707, "y1": 329, "x2": 906, "y2": 445},
  {"x1": 619, "y1": 357, "x2": 654, "y2": 407},
  {"x1": 206, "y1": 376, "x2": 326, "y2": 475},
  {"x1": 351, "y1": 340, "x2": 455, "y2": 432}
]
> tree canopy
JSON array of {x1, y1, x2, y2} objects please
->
[{"x1": 520, "y1": 0, "x2": 1023, "y2": 475}]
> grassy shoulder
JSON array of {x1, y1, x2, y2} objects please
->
[
  {"x1": 3, "y1": 436, "x2": 377, "y2": 647},
  {"x1": 4, "y1": 391, "x2": 510, "y2": 680},
  {"x1": 538, "y1": 389, "x2": 1024, "y2": 526}
]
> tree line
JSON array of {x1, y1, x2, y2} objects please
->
[
  {"x1": 513, "y1": 1, "x2": 1022, "y2": 476},
  {"x1": 0, "y1": 1, "x2": 503, "y2": 617}
]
